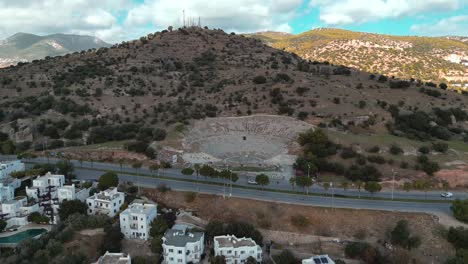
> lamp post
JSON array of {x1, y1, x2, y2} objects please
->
[
  {"x1": 391, "y1": 169, "x2": 396, "y2": 201},
  {"x1": 331, "y1": 182, "x2": 334, "y2": 210}
]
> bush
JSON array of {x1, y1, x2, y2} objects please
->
[
  {"x1": 367, "y1": 155, "x2": 385, "y2": 164},
  {"x1": 432, "y1": 142, "x2": 448, "y2": 153},
  {"x1": 273, "y1": 250, "x2": 297, "y2": 264},
  {"x1": 391, "y1": 220, "x2": 421, "y2": 250},
  {"x1": 451, "y1": 199, "x2": 468, "y2": 223},
  {"x1": 252, "y1": 76, "x2": 267, "y2": 84},
  {"x1": 389, "y1": 144, "x2": 403, "y2": 155},
  {"x1": 184, "y1": 192, "x2": 196, "y2": 203},
  {"x1": 367, "y1": 146, "x2": 380, "y2": 153},
  {"x1": 153, "y1": 128, "x2": 167, "y2": 141},
  {"x1": 291, "y1": 214, "x2": 309, "y2": 228},
  {"x1": 418, "y1": 146, "x2": 430, "y2": 154},
  {"x1": 340, "y1": 147, "x2": 357, "y2": 159},
  {"x1": 181, "y1": 167, "x2": 194, "y2": 175}
]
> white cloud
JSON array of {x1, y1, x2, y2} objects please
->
[
  {"x1": 124, "y1": 0, "x2": 301, "y2": 33},
  {"x1": 410, "y1": 15, "x2": 468, "y2": 36},
  {"x1": 0, "y1": 0, "x2": 128, "y2": 42},
  {"x1": 310, "y1": 0, "x2": 463, "y2": 25}
]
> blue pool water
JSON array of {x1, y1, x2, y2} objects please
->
[{"x1": 0, "y1": 229, "x2": 47, "y2": 244}]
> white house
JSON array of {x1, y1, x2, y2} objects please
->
[
  {"x1": 0, "y1": 196, "x2": 42, "y2": 228},
  {"x1": 0, "y1": 160, "x2": 25, "y2": 179},
  {"x1": 120, "y1": 200, "x2": 157, "y2": 240},
  {"x1": 0, "y1": 183, "x2": 15, "y2": 203},
  {"x1": 86, "y1": 187, "x2": 125, "y2": 217},
  {"x1": 93, "y1": 251, "x2": 131, "y2": 264},
  {"x1": 302, "y1": 255, "x2": 335, "y2": 264},
  {"x1": 162, "y1": 225, "x2": 205, "y2": 264},
  {"x1": 57, "y1": 184, "x2": 90, "y2": 203},
  {"x1": 214, "y1": 235, "x2": 262, "y2": 264},
  {"x1": 26, "y1": 172, "x2": 64, "y2": 200}
]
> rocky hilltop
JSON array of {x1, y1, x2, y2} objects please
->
[
  {"x1": 248, "y1": 28, "x2": 468, "y2": 86},
  {"x1": 0, "y1": 27, "x2": 467, "y2": 152}
]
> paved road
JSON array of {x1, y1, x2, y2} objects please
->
[
  {"x1": 7, "y1": 155, "x2": 466, "y2": 201},
  {"x1": 72, "y1": 168, "x2": 452, "y2": 216},
  {"x1": 0, "y1": 155, "x2": 458, "y2": 219}
]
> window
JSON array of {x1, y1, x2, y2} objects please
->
[
  {"x1": 241, "y1": 251, "x2": 245, "y2": 254},
  {"x1": 88, "y1": 202, "x2": 91, "y2": 206},
  {"x1": 170, "y1": 258, "x2": 174, "y2": 261},
  {"x1": 114, "y1": 202, "x2": 116, "y2": 206},
  {"x1": 178, "y1": 259, "x2": 182, "y2": 263},
  {"x1": 169, "y1": 249, "x2": 174, "y2": 253},
  {"x1": 178, "y1": 250, "x2": 182, "y2": 254},
  {"x1": 228, "y1": 250, "x2": 232, "y2": 254}
]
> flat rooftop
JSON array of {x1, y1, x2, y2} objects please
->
[
  {"x1": 98, "y1": 253, "x2": 130, "y2": 264},
  {"x1": 164, "y1": 228, "x2": 204, "y2": 247},
  {"x1": 122, "y1": 202, "x2": 156, "y2": 215},
  {"x1": 215, "y1": 235, "x2": 257, "y2": 248}
]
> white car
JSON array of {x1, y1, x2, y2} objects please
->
[
  {"x1": 441, "y1": 192, "x2": 453, "y2": 198},
  {"x1": 247, "y1": 180, "x2": 258, "y2": 185}
]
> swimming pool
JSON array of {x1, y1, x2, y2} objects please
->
[{"x1": 0, "y1": 229, "x2": 47, "y2": 244}]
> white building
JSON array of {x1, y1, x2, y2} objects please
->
[
  {"x1": 162, "y1": 225, "x2": 205, "y2": 264},
  {"x1": 120, "y1": 201, "x2": 157, "y2": 240},
  {"x1": 57, "y1": 184, "x2": 90, "y2": 203},
  {"x1": 0, "y1": 196, "x2": 42, "y2": 228},
  {"x1": 93, "y1": 251, "x2": 131, "y2": 264},
  {"x1": 302, "y1": 255, "x2": 335, "y2": 264},
  {"x1": 0, "y1": 183, "x2": 15, "y2": 203},
  {"x1": 214, "y1": 235, "x2": 262, "y2": 264},
  {"x1": 86, "y1": 187, "x2": 125, "y2": 217},
  {"x1": 0, "y1": 160, "x2": 25, "y2": 179},
  {"x1": 26, "y1": 172, "x2": 64, "y2": 200}
]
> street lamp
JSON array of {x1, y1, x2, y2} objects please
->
[{"x1": 391, "y1": 169, "x2": 396, "y2": 201}]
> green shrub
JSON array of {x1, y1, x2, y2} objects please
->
[{"x1": 291, "y1": 214, "x2": 309, "y2": 228}]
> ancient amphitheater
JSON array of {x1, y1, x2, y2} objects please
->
[{"x1": 182, "y1": 115, "x2": 314, "y2": 175}]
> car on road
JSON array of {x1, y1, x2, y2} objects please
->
[
  {"x1": 247, "y1": 180, "x2": 258, "y2": 185},
  {"x1": 441, "y1": 192, "x2": 453, "y2": 198}
]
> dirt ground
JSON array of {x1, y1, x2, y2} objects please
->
[{"x1": 145, "y1": 189, "x2": 455, "y2": 264}]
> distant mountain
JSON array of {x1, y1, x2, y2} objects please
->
[
  {"x1": 247, "y1": 28, "x2": 468, "y2": 85},
  {"x1": 0, "y1": 33, "x2": 110, "y2": 68}
]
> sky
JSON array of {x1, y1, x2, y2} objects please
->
[{"x1": 0, "y1": 0, "x2": 466, "y2": 43}]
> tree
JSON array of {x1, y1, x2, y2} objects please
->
[
  {"x1": 210, "y1": 256, "x2": 226, "y2": 264},
  {"x1": 150, "y1": 236, "x2": 163, "y2": 253},
  {"x1": 199, "y1": 164, "x2": 217, "y2": 178},
  {"x1": 149, "y1": 164, "x2": 159, "y2": 176},
  {"x1": 28, "y1": 212, "x2": 50, "y2": 224},
  {"x1": 340, "y1": 182, "x2": 349, "y2": 192},
  {"x1": 46, "y1": 239, "x2": 63, "y2": 257},
  {"x1": 364, "y1": 181, "x2": 382, "y2": 195},
  {"x1": 255, "y1": 174, "x2": 270, "y2": 189},
  {"x1": 355, "y1": 180, "x2": 363, "y2": 198},
  {"x1": 391, "y1": 220, "x2": 421, "y2": 250},
  {"x1": 245, "y1": 256, "x2": 257, "y2": 264},
  {"x1": 0, "y1": 219, "x2": 6, "y2": 232},
  {"x1": 132, "y1": 162, "x2": 142, "y2": 174},
  {"x1": 118, "y1": 158, "x2": 124, "y2": 173},
  {"x1": 56, "y1": 159, "x2": 74, "y2": 179},
  {"x1": 289, "y1": 177, "x2": 296, "y2": 190},
  {"x1": 413, "y1": 179, "x2": 431, "y2": 200},
  {"x1": 181, "y1": 167, "x2": 194, "y2": 175},
  {"x1": 153, "y1": 128, "x2": 167, "y2": 141},
  {"x1": 451, "y1": 199, "x2": 468, "y2": 223},
  {"x1": 150, "y1": 218, "x2": 169, "y2": 237},
  {"x1": 101, "y1": 225, "x2": 123, "y2": 254},
  {"x1": 273, "y1": 249, "x2": 297, "y2": 264},
  {"x1": 98, "y1": 171, "x2": 119, "y2": 190},
  {"x1": 295, "y1": 175, "x2": 313, "y2": 194},
  {"x1": 58, "y1": 200, "x2": 87, "y2": 220}
]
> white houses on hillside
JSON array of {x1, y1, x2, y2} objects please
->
[
  {"x1": 57, "y1": 184, "x2": 90, "y2": 203},
  {"x1": 214, "y1": 235, "x2": 262, "y2": 264},
  {"x1": 0, "y1": 196, "x2": 41, "y2": 228},
  {"x1": 0, "y1": 160, "x2": 25, "y2": 179},
  {"x1": 302, "y1": 255, "x2": 335, "y2": 264},
  {"x1": 0, "y1": 182, "x2": 16, "y2": 202},
  {"x1": 86, "y1": 187, "x2": 125, "y2": 217},
  {"x1": 162, "y1": 225, "x2": 205, "y2": 264},
  {"x1": 120, "y1": 200, "x2": 157, "y2": 240},
  {"x1": 26, "y1": 172, "x2": 64, "y2": 200},
  {"x1": 93, "y1": 251, "x2": 131, "y2": 264}
]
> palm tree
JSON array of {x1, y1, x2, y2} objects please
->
[
  {"x1": 340, "y1": 182, "x2": 349, "y2": 192},
  {"x1": 118, "y1": 158, "x2": 124, "y2": 173},
  {"x1": 194, "y1": 164, "x2": 201, "y2": 191},
  {"x1": 132, "y1": 161, "x2": 143, "y2": 195},
  {"x1": 355, "y1": 180, "x2": 363, "y2": 198},
  {"x1": 289, "y1": 177, "x2": 296, "y2": 191},
  {"x1": 78, "y1": 157, "x2": 84, "y2": 168},
  {"x1": 149, "y1": 164, "x2": 159, "y2": 177},
  {"x1": 45, "y1": 151, "x2": 51, "y2": 164}
]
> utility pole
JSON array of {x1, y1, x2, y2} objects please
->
[
  {"x1": 331, "y1": 182, "x2": 335, "y2": 210},
  {"x1": 307, "y1": 163, "x2": 310, "y2": 196},
  {"x1": 391, "y1": 169, "x2": 395, "y2": 200},
  {"x1": 183, "y1": 10, "x2": 185, "y2": 27}
]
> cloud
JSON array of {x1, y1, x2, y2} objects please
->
[
  {"x1": 0, "y1": 0, "x2": 128, "y2": 42},
  {"x1": 310, "y1": 0, "x2": 462, "y2": 25},
  {"x1": 124, "y1": 0, "x2": 302, "y2": 33},
  {"x1": 410, "y1": 15, "x2": 468, "y2": 36}
]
